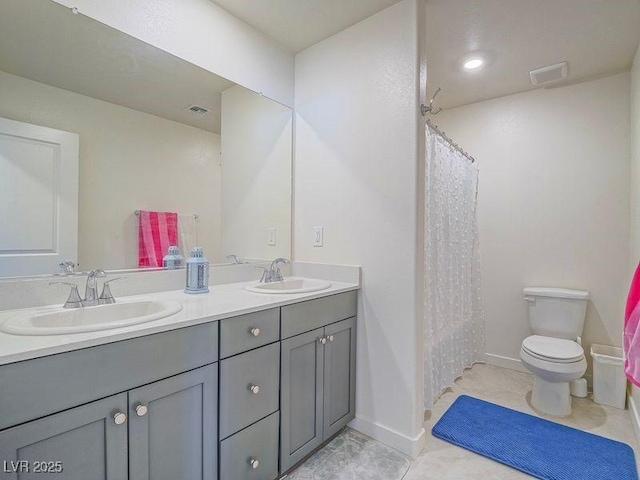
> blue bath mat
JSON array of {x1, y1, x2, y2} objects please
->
[{"x1": 432, "y1": 395, "x2": 638, "y2": 480}]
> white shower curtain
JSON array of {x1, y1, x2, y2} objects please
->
[{"x1": 424, "y1": 124, "x2": 485, "y2": 410}]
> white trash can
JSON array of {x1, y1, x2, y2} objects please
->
[{"x1": 590, "y1": 344, "x2": 626, "y2": 409}]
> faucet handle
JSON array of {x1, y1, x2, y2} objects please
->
[
  {"x1": 226, "y1": 255, "x2": 243, "y2": 264},
  {"x1": 49, "y1": 282, "x2": 84, "y2": 309},
  {"x1": 99, "y1": 277, "x2": 126, "y2": 305},
  {"x1": 254, "y1": 266, "x2": 270, "y2": 283},
  {"x1": 58, "y1": 261, "x2": 76, "y2": 274}
]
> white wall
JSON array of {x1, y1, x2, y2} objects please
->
[
  {"x1": 0, "y1": 71, "x2": 222, "y2": 270},
  {"x1": 629, "y1": 44, "x2": 640, "y2": 440},
  {"x1": 294, "y1": 0, "x2": 425, "y2": 456},
  {"x1": 52, "y1": 0, "x2": 294, "y2": 107},
  {"x1": 435, "y1": 73, "x2": 631, "y2": 380},
  {"x1": 221, "y1": 85, "x2": 292, "y2": 261}
]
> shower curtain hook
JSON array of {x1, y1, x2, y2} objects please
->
[{"x1": 421, "y1": 87, "x2": 443, "y2": 116}]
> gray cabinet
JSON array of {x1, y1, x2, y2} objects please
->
[
  {"x1": 0, "y1": 290, "x2": 358, "y2": 480},
  {"x1": 0, "y1": 322, "x2": 217, "y2": 432},
  {"x1": 128, "y1": 364, "x2": 218, "y2": 480},
  {"x1": 323, "y1": 317, "x2": 357, "y2": 440},
  {"x1": 0, "y1": 393, "x2": 128, "y2": 480},
  {"x1": 280, "y1": 316, "x2": 357, "y2": 474},
  {"x1": 280, "y1": 328, "x2": 325, "y2": 472}
]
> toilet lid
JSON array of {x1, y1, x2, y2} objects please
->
[{"x1": 522, "y1": 335, "x2": 584, "y2": 363}]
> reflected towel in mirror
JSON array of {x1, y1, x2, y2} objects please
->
[{"x1": 137, "y1": 210, "x2": 178, "y2": 268}]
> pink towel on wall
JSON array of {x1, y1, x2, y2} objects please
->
[
  {"x1": 138, "y1": 210, "x2": 178, "y2": 268},
  {"x1": 624, "y1": 263, "x2": 640, "y2": 387}
]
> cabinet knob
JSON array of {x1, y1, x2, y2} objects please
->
[
  {"x1": 328, "y1": 335, "x2": 335, "y2": 342},
  {"x1": 319, "y1": 337, "x2": 327, "y2": 345},
  {"x1": 113, "y1": 412, "x2": 127, "y2": 425},
  {"x1": 250, "y1": 458, "x2": 259, "y2": 469},
  {"x1": 250, "y1": 385, "x2": 260, "y2": 395},
  {"x1": 135, "y1": 404, "x2": 148, "y2": 417},
  {"x1": 250, "y1": 327, "x2": 260, "y2": 337}
]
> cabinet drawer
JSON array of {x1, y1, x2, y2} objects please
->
[
  {"x1": 219, "y1": 343, "x2": 280, "y2": 439},
  {"x1": 0, "y1": 322, "x2": 218, "y2": 431},
  {"x1": 219, "y1": 308, "x2": 279, "y2": 358},
  {"x1": 281, "y1": 291, "x2": 357, "y2": 339},
  {"x1": 220, "y1": 412, "x2": 279, "y2": 480}
]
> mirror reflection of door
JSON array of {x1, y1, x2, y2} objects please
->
[{"x1": 0, "y1": 117, "x2": 79, "y2": 277}]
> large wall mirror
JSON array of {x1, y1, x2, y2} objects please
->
[{"x1": 0, "y1": 0, "x2": 292, "y2": 278}]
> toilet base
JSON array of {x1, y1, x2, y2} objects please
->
[{"x1": 531, "y1": 376, "x2": 572, "y2": 416}]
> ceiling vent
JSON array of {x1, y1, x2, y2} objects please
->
[
  {"x1": 529, "y1": 62, "x2": 568, "y2": 86},
  {"x1": 186, "y1": 105, "x2": 209, "y2": 116}
]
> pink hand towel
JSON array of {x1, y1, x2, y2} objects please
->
[
  {"x1": 624, "y1": 263, "x2": 640, "y2": 386},
  {"x1": 138, "y1": 210, "x2": 178, "y2": 268}
]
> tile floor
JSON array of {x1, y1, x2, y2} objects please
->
[
  {"x1": 285, "y1": 363, "x2": 639, "y2": 480},
  {"x1": 285, "y1": 428, "x2": 410, "y2": 480}
]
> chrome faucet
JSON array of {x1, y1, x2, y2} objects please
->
[
  {"x1": 226, "y1": 255, "x2": 243, "y2": 264},
  {"x1": 50, "y1": 270, "x2": 125, "y2": 308},
  {"x1": 84, "y1": 270, "x2": 107, "y2": 306},
  {"x1": 259, "y1": 258, "x2": 290, "y2": 283},
  {"x1": 58, "y1": 261, "x2": 76, "y2": 274}
]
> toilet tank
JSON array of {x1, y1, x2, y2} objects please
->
[{"x1": 523, "y1": 287, "x2": 589, "y2": 340}]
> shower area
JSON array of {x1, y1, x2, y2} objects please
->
[{"x1": 422, "y1": 90, "x2": 486, "y2": 411}]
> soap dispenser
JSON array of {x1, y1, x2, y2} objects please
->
[{"x1": 185, "y1": 247, "x2": 209, "y2": 294}]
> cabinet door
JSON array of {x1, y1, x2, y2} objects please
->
[
  {"x1": 0, "y1": 393, "x2": 128, "y2": 480},
  {"x1": 128, "y1": 364, "x2": 217, "y2": 480},
  {"x1": 323, "y1": 317, "x2": 357, "y2": 440},
  {"x1": 280, "y1": 328, "x2": 324, "y2": 473}
]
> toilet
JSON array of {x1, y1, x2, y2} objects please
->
[{"x1": 519, "y1": 287, "x2": 589, "y2": 416}]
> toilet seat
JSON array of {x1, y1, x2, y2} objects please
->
[{"x1": 521, "y1": 335, "x2": 584, "y2": 363}]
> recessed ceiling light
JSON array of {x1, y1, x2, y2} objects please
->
[{"x1": 463, "y1": 58, "x2": 484, "y2": 70}]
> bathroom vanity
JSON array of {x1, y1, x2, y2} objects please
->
[{"x1": 0, "y1": 285, "x2": 358, "y2": 480}]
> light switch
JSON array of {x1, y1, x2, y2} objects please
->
[
  {"x1": 313, "y1": 227, "x2": 323, "y2": 247},
  {"x1": 268, "y1": 228, "x2": 277, "y2": 246}
]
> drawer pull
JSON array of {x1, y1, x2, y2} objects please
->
[
  {"x1": 250, "y1": 327, "x2": 261, "y2": 337},
  {"x1": 113, "y1": 412, "x2": 127, "y2": 425},
  {"x1": 249, "y1": 385, "x2": 260, "y2": 395},
  {"x1": 250, "y1": 458, "x2": 260, "y2": 469},
  {"x1": 135, "y1": 404, "x2": 148, "y2": 417},
  {"x1": 328, "y1": 335, "x2": 335, "y2": 342},
  {"x1": 319, "y1": 337, "x2": 327, "y2": 345}
]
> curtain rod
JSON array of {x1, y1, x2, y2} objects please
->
[{"x1": 426, "y1": 119, "x2": 475, "y2": 164}]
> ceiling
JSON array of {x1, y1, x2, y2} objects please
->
[
  {"x1": 210, "y1": 0, "x2": 640, "y2": 109},
  {"x1": 426, "y1": 0, "x2": 640, "y2": 109},
  {"x1": 210, "y1": 0, "x2": 402, "y2": 53},
  {"x1": 0, "y1": 0, "x2": 236, "y2": 133},
  {"x1": 3, "y1": 0, "x2": 638, "y2": 123}
]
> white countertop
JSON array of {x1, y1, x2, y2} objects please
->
[{"x1": 0, "y1": 278, "x2": 359, "y2": 366}]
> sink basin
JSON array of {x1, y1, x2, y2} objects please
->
[
  {"x1": 245, "y1": 277, "x2": 331, "y2": 294},
  {"x1": 0, "y1": 300, "x2": 183, "y2": 336}
]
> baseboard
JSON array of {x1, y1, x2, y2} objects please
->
[
  {"x1": 628, "y1": 385, "x2": 640, "y2": 445},
  {"x1": 349, "y1": 416, "x2": 426, "y2": 458},
  {"x1": 485, "y1": 353, "x2": 529, "y2": 373}
]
